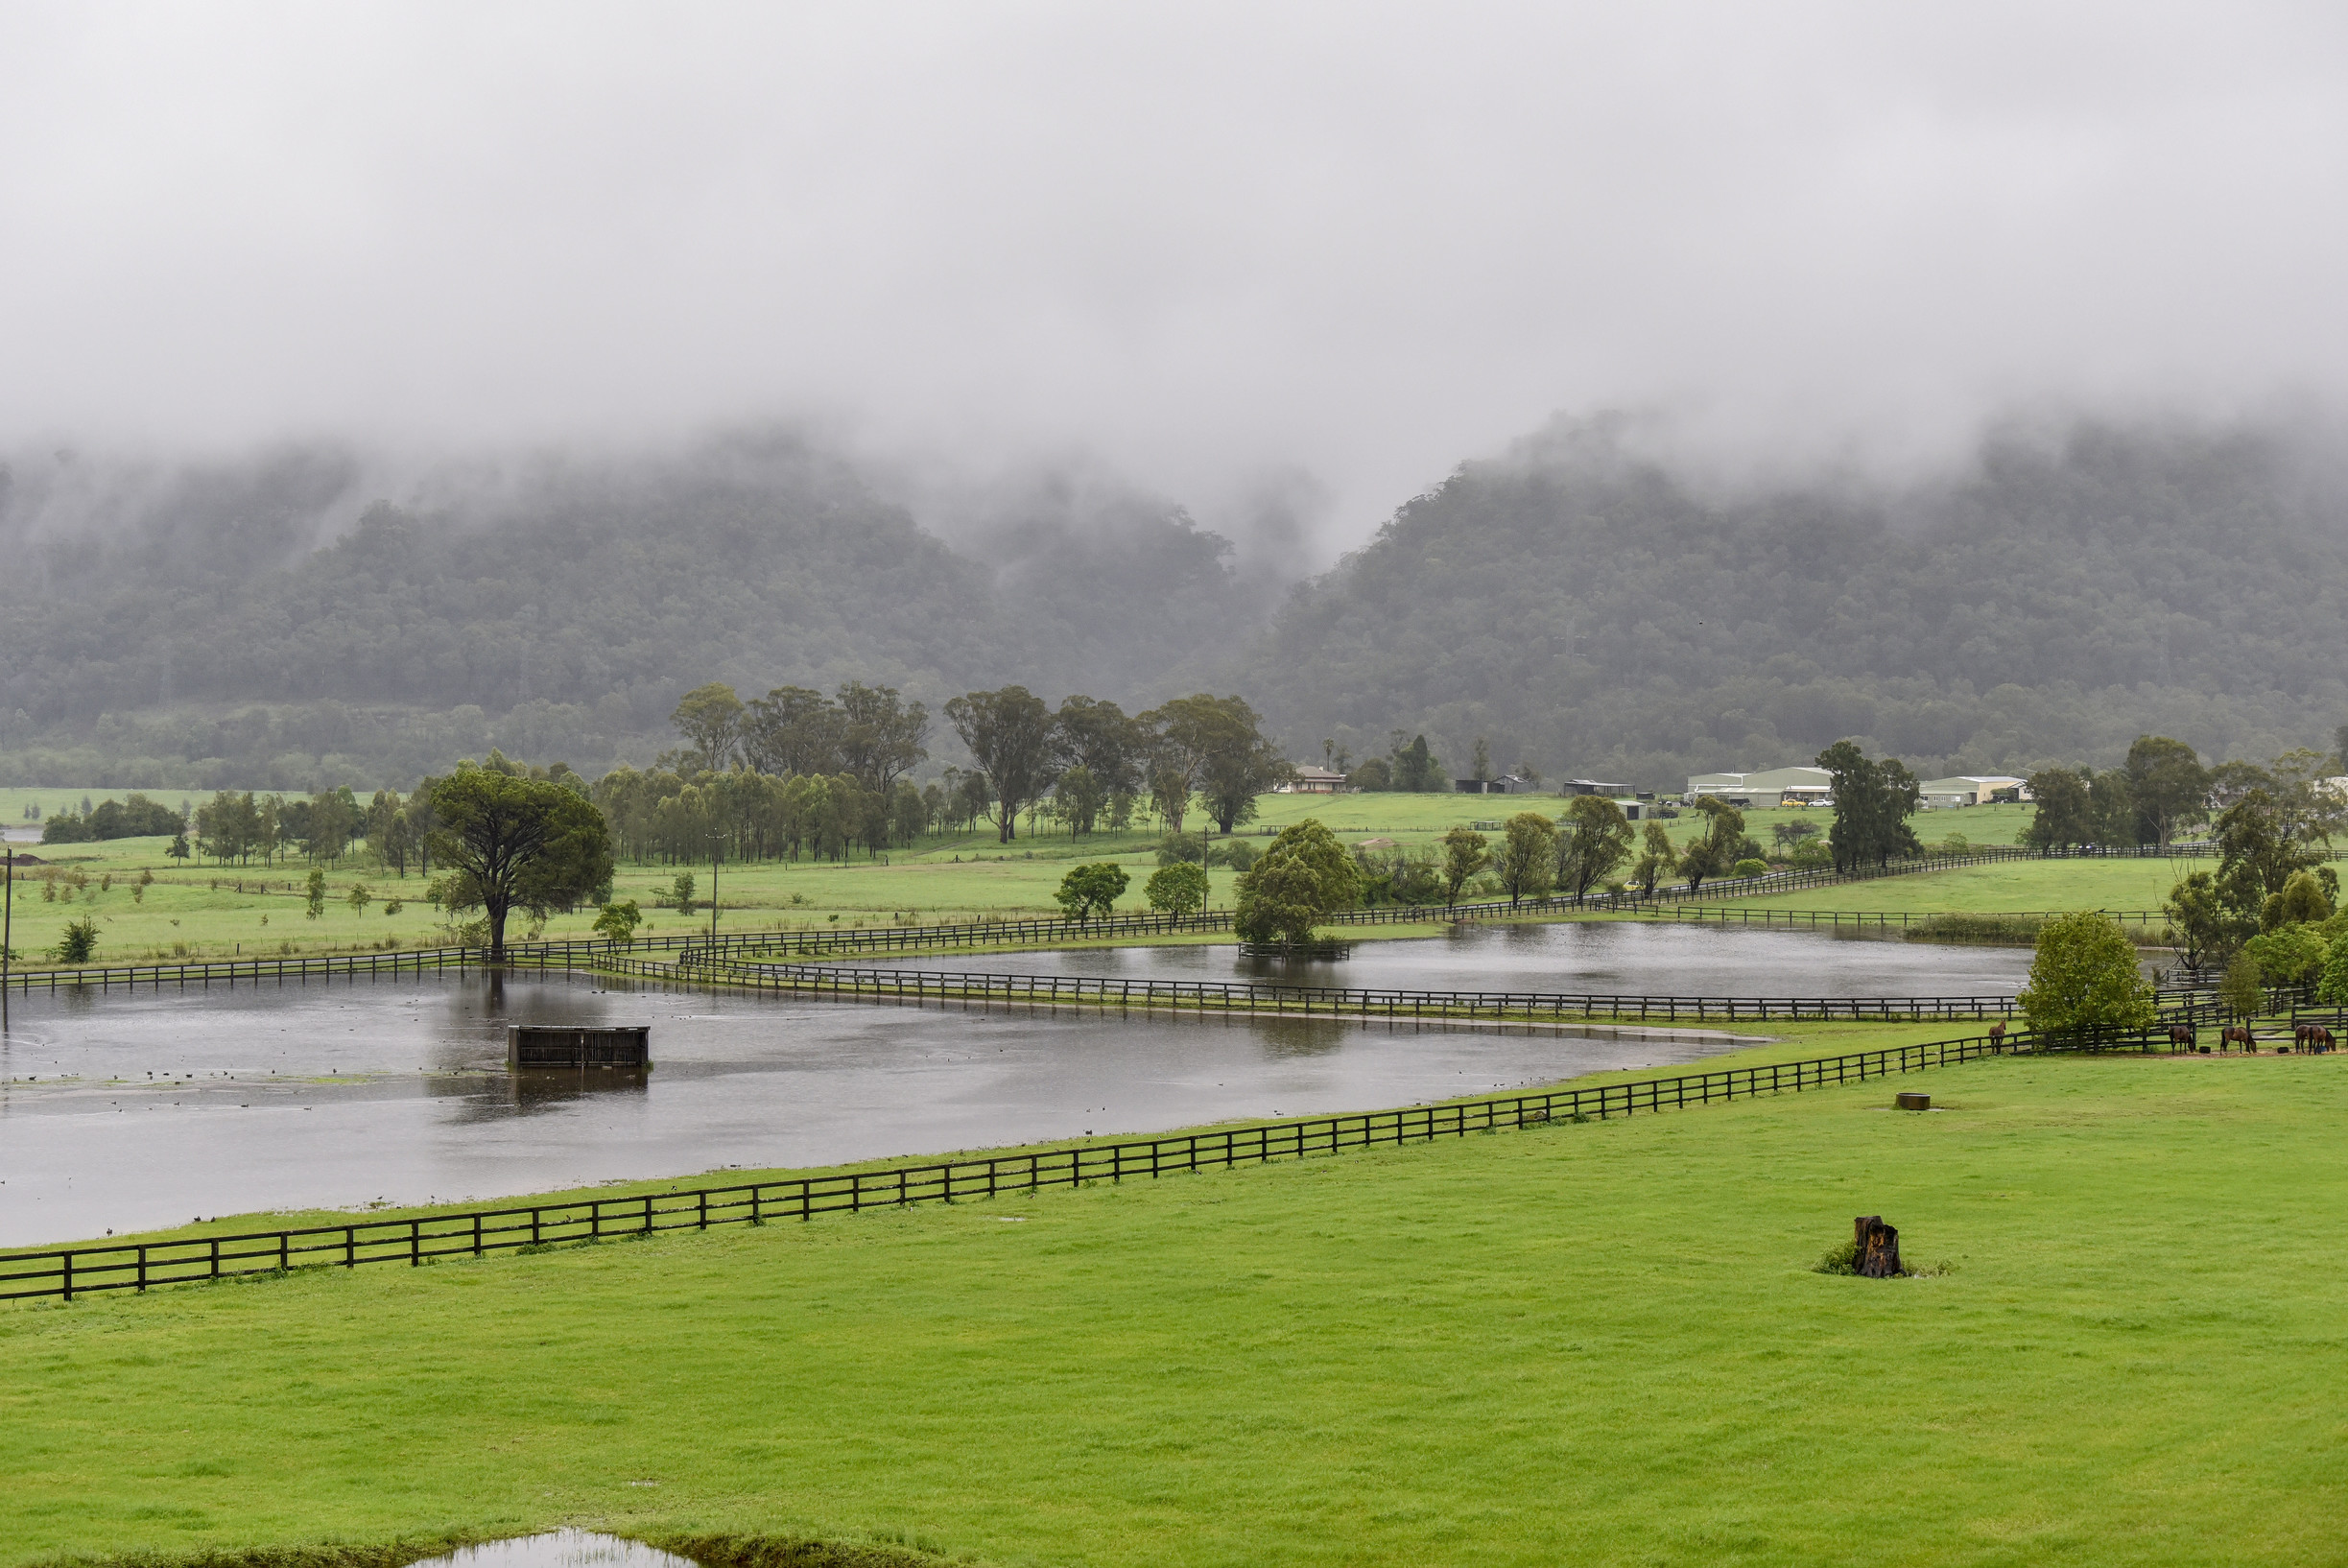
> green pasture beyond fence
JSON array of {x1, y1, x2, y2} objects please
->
[
  {"x1": 1, "y1": 1025, "x2": 2063, "y2": 1304},
  {"x1": 0, "y1": 842, "x2": 2186, "y2": 992}
]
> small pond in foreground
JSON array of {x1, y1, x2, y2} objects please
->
[{"x1": 416, "y1": 1534, "x2": 695, "y2": 1568}]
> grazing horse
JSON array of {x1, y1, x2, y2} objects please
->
[
  {"x1": 2169, "y1": 1023, "x2": 2195, "y2": 1052},
  {"x1": 2220, "y1": 1024, "x2": 2254, "y2": 1052},
  {"x1": 2317, "y1": 1026, "x2": 2336, "y2": 1054}
]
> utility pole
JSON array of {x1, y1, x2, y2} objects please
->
[
  {"x1": 3, "y1": 841, "x2": 12, "y2": 1032},
  {"x1": 710, "y1": 832, "x2": 721, "y2": 946}
]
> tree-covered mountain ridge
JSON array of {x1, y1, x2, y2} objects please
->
[
  {"x1": 0, "y1": 434, "x2": 1265, "y2": 787},
  {"x1": 1248, "y1": 416, "x2": 2348, "y2": 787}
]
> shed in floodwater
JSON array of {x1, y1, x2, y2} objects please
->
[{"x1": 506, "y1": 1024, "x2": 652, "y2": 1070}]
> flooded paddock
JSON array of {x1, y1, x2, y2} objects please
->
[
  {"x1": 842, "y1": 918, "x2": 2041, "y2": 995},
  {"x1": 0, "y1": 966, "x2": 1761, "y2": 1245}
]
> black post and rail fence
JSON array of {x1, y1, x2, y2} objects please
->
[
  {"x1": 0, "y1": 842, "x2": 2212, "y2": 995},
  {"x1": 0, "y1": 1023, "x2": 2092, "y2": 1306}
]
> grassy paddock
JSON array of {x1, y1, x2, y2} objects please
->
[{"x1": 9, "y1": 1048, "x2": 2348, "y2": 1567}]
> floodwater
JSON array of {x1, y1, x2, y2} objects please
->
[
  {"x1": 842, "y1": 919, "x2": 2040, "y2": 995},
  {"x1": 0, "y1": 968, "x2": 1761, "y2": 1247},
  {"x1": 415, "y1": 1534, "x2": 695, "y2": 1568}
]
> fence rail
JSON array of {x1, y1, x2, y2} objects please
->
[
  {"x1": 0, "y1": 1024, "x2": 2061, "y2": 1304},
  {"x1": 640, "y1": 951, "x2": 2280, "y2": 1027},
  {"x1": 0, "y1": 843, "x2": 2209, "y2": 996},
  {"x1": 1649, "y1": 906, "x2": 2171, "y2": 933}
]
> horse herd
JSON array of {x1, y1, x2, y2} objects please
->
[{"x1": 2168, "y1": 1022, "x2": 2336, "y2": 1054}]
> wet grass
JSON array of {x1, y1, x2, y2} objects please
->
[{"x1": 8, "y1": 1049, "x2": 2347, "y2": 1566}]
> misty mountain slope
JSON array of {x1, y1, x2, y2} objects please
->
[
  {"x1": 0, "y1": 437, "x2": 1263, "y2": 786},
  {"x1": 1249, "y1": 420, "x2": 2348, "y2": 783}
]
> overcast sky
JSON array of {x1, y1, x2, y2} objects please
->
[{"x1": 5, "y1": 4, "x2": 2347, "y2": 553}]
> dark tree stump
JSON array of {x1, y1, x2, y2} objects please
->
[{"x1": 1855, "y1": 1215, "x2": 1903, "y2": 1278}]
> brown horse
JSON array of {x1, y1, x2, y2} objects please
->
[
  {"x1": 2170, "y1": 1023, "x2": 2195, "y2": 1051},
  {"x1": 2220, "y1": 1024, "x2": 2254, "y2": 1052},
  {"x1": 1989, "y1": 1021, "x2": 2007, "y2": 1046}
]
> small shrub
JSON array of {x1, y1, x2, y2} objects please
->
[
  {"x1": 1812, "y1": 1240, "x2": 1860, "y2": 1275},
  {"x1": 1731, "y1": 857, "x2": 1769, "y2": 879},
  {"x1": 55, "y1": 916, "x2": 99, "y2": 964}
]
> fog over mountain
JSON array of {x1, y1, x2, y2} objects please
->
[{"x1": 6, "y1": 7, "x2": 2348, "y2": 787}]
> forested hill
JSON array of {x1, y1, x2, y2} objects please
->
[
  {"x1": 0, "y1": 436, "x2": 1264, "y2": 786},
  {"x1": 1247, "y1": 418, "x2": 2348, "y2": 787}
]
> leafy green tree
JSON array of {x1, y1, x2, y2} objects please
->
[
  {"x1": 1054, "y1": 696, "x2": 1146, "y2": 799},
  {"x1": 2017, "y1": 911, "x2": 2157, "y2": 1039},
  {"x1": 2215, "y1": 787, "x2": 2328, "y2": 920},
  {"x1": 425, "y1": 763, "x2": 616, "y2": 962},
  {"x1": 1054, "y1": 764, "x2": 1108, "y2": 835},
  {"x1": 1347, "y1": 757, "x2": 1392, "y2": 792},
  {"x1": 55, "y1": 915, "x2": 98, "y2": 964},
  {"x1": 835, "y1": 681, "x2": 930, "y2": 792},
  {"x1": 1234, "y1": 820, "x2": 1362, "y2": 946},
  {"x1": 305, "y1": 867, "x2": 327, "y2": 919},
  {"x1": 1143, "y1": 861, "x2": 1208, "y2": 917},
  {"x1": 2219, "y1": 950, "x2": 2265, "y2": 1020},
  {"x1": 741, "y1": 685, "x2": 845, "y2": 776},
  {"x1": 2124, "y1": 735, "x2": 2209, "y2": 848},
  {"x1": 592, "y1": 899, "x2": 642, "y2": 945},
  {"x1": 1055, "y1": 862, "x2": 1129, "y2": 922},
  {"x1": 167, "y1": 830, "x2": 190, "y2": 862},
  {"x1": 1675, "y1": 796, "x2": 1746, "y2": 895},
  {"x1": 2087, "y1": 768, "x2": 2136, "y2": 846},
  {"x1": 1816, "y1": 742, "x2": 1923, "y2": 869},
  {"x1": 1629, "y1": 820, "x2": 1675, "y2": 894},
  {"x1": 2163, "y1": 868, "x2": 2255, "y2": 972},
  {"x1": 1494, "y1": 812, "x2": 1557, "y2": 906},
  {"x1": 368, "y1": 789, "x2": 412, "y2": 876},
  {"x1": 947, "y1": 686, "x2": 1058, "y2": 843},
  {"x1": 1439, "y1": 826, "x2": 1489, "y2": 907},
  {"x1": 671, "y1": 682, "x2": 747, "y2": 772},
  {"x1": 2021, "y1": 768, "x2": 2095, "y2": 851},
  {"x1": 671, "y1": 870, "x2": 697, "y2": 914},
  {"x1": 2262, "y1": 867, "x2": 2335, "y2": 932},
  {"x1": 1555, "y1": 795, "x2": 1633, "y2": 902},
  {"x1": 1772, "y1": 820, "x2": 1818, "y2": 852},
  {"x1": 345, "y1": 882, "x2": 372, "y2": 915},
  {"x1": 1146, "y1": 694, "x2": 1291, "y2": 834},
  {"x1": 1732, "y1": 857, "x2": 1769, "y2": 879},
  {"x1": 1389, "y1": 733, "x2": 1445, "y2": 793},
  {"x1": 2244, "y1": 923, "x2": 2326, "y2": 987},
  {"x1": 2316, "y1": 935, "x2": 2348, "y2": 1006}
]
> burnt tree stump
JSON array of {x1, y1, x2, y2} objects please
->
[{"x1": 1855, "y1": 1215, "x2": 1903, "y2": 1278}]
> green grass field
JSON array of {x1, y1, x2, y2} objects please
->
[
  {"x1": 7, "y1": 1045, "x2": 2344, "y2": 1567},
  {"x1": 1726, "y1": 851, "x2": 2282, "y2": 917},
  {"x1": 0, "y1": 790, "x2": 2054, "y2": 968}
]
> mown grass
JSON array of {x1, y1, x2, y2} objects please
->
[
  {"x1": 9, "y1": 1049, "x2": 2347, "y2": 1567},
  {"x1": 1724, "y1": 850, "x2": 2283, "y2": 917}
]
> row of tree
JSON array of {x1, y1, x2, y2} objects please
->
[{"x1": 664, "y1": 679, "x2": 1292, "y2": 846}]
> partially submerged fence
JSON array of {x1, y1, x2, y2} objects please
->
[
  {"x1": 1651, "y1": 907, "x2": 2171, "y2": 934},
  {"x1": 0, "y1": 1024, "x2": 2050, "y2": 1304},
  {"x1": 654, "y1": 951, "x2": 2031, "y2": 1024}
]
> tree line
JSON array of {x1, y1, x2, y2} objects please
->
[{"x1": 621, "y1": 678, "x2": 1292, "y2": 860}]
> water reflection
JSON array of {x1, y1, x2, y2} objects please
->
[
  {"x1": 0, "y1": 970, "x2": 1757, "y2": 1245},
  {"x1": 845, "y1": 919, "x2": 2039, "y2": 995},
  {"x1": 415, "y1": 1532, "x2": 696, "y2": 1568}
]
